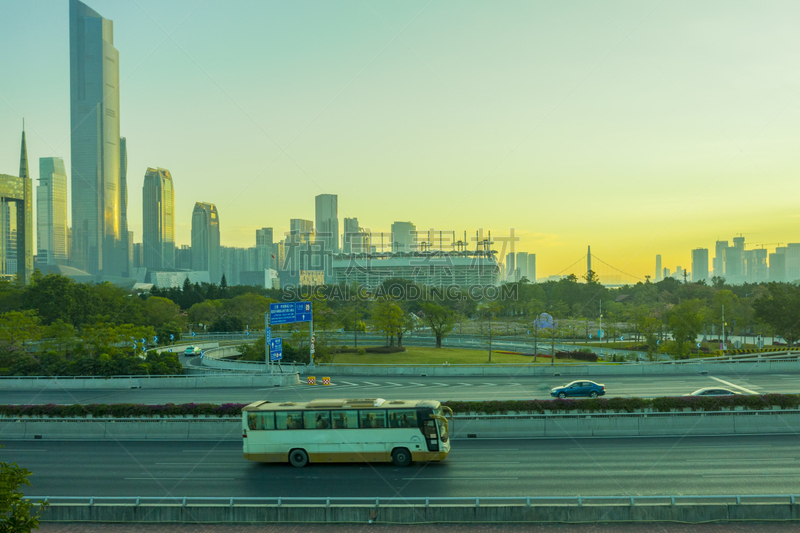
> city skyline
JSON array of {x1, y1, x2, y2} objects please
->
[{"x1": 1, "y1": 1, "x2": 800, "y2": 280}]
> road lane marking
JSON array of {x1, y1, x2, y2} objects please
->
[
  {"x1": 708, "y1": 376, "x2": 759, "y2": 394},
  {"x1": 157, "y1": 462, "x2": 244, "y2": 465},
  {"x1": 457, "y1": 383, "x2": 473, "y2": 387},
  {"x1": 433, "y1": 383, "x2": 449, "y2": 387},
  {"x1": 341, "y1": 381, "x2": 358, "y2": 386},
  {"x1": 408, "y1": 382, "x2": 425, "y2": 386},
  {"x1": 403, "y1": 477, "x2": 518, "y2": 480},
  {"x1": 126, "y1": 477, "x2": 236, "y2": 480},
  {"x1": 386, "y1": 382, "x2": 403, "y2": 386},
  {"x1": 363, "y1": 382, "x2": 380, "y2": 386}
]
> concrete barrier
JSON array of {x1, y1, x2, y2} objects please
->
[
  {"x1": 33, "y1": 501, "x2": 800, "y2": 524},
  {"x1": 0, "y1": 373, "x2": 300, "y2": 391},
  {"x1": 313, "y1": 359, "x2": 800, "y2": 377},
  {"x1": 3, "y1": 410, "x2": 799, "y2": 440}
]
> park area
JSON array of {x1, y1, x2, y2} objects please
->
[{"x1": 328, "y1": 346, "x2": 589, "y2": 365}]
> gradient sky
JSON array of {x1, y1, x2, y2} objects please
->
[{"x1": 1, "y1": 0, "x2": 799, "y2": 282}]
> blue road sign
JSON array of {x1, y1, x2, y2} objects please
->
[
  {"x1": 245, "y1": 331, "x2": 250, "y2": 336},
  {"x1": 269, "y1": 302, "x2": 312, "y2": 325},
  {"x1": 697, "y1": 342, "x2": 701, "y2": 347},
  {"x1": 265, "y1": 327, "x2": 271, "y2": 343},
  {"x1": 527, "y1": 330, "x2": 530, "y2": 335},
  {"x1": 597, "y1": 329, "x2": 604, "y2": 338},
  {"x1": 589, "y1": 334, "x2": 593, "y2": 339},
  {"x1": 140, "y1": 338, "x2": 146, "y2": 345},
  {"x1": 270, "y1": 338, "x2": 283, "y2": 361},
  {"x1": 132, "y1": 342, "x2": 137, "y2": 348},
  {"x1": 170, "y1": 334, "x2": 174, "y2": 340},
  {"x1": 191, "y1": 332, "x2": 196, "y2": 337},
  {"x1": 153, "y1": 336, "x2": 158, "y2": 343}
]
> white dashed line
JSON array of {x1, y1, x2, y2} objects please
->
[{"x1": 708, "y1": 376, "x2": 759, "y2": 395}]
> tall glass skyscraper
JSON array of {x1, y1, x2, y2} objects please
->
[
  {"x1": 191, "y1": 202, "x2": 220, "y2": 284},
  {"x1": 69, "y1": 0, "x2": 127, "y2": 276},
  {"x1": 37, "y1": 158, "x2": 69, "y2": 266},
  {"x1": 315, "y1": 194, "x2": 339, "y2": 253},
  {"x1": 142, "y1": 167, "x2": 175, "y2": 270}
]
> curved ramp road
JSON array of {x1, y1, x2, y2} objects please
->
[
  {"x1": 10, "y1": 436, "x2": 800, "y2": 498},
  {"x1": 0, "y1": 373, "x2": 794, "y2": 405}
]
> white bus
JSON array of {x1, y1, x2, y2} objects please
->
[{"x1": 242, "y1": 398, "x2": 452, "y2": 467}]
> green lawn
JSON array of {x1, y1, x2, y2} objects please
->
[{"x1": 329, "y1": 346, "x2": 585, "y2": 365}]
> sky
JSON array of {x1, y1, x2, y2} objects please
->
[{"x1": 1, "y1": 0, "x2": 799, "y2": 283}]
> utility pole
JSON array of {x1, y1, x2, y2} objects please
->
[
  {"x1": 488, "y1": 326, "x2": 492, "y2": 362},
  {"x1": 550, "y1": 320, "x2": 556, "y2": 365},
  {"x1": 599, "y1": 300, "x2": 603, "y2": 344},
  {"x1": 534, "y1": 322, "x2": 538, "y2": 362},
  {"x1": 722, "y1": 304, "x2": 726, "y2": 353}
]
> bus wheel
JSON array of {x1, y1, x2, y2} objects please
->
[
  {"x1": 391, "y1": 448, "x2": 412, "y2": 467},
  {"x1": 289, "y1": 449, "x2": 309, "y2": 468}
]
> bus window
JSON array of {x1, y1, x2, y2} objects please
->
[
  {"x1": 276, "y1": 411, "x2": 304, "y2": 430},
  {"x1": 247, "y1": 412, "x2": 274, "y2": 431},
  {"x1": 359, "y1": 410, "x2": 386, "y2": 428},
  {"x1": 389, "y1": 410, "x2": 418, "y2": 428},
  {"x1": 332, "y1": 410, "x2": 358, "y2": 429},
  {"x1": 304, "y1": 411, "x2": 331, "y2": 429}
]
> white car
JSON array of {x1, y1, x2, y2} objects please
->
[{"x1": 184, "y1": 346, "x2": 202, "y2": 356}]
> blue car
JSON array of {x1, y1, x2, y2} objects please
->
[{"x1": 550, "y1": 380, "x2": 605, "y2": 399}]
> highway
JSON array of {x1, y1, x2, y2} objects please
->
[
  {"x1": 11, "y1": 436, "x2": 800, "y2": 498},
  {"x1": 2, "y1": 373, "x2": 799, "y2": 405}
]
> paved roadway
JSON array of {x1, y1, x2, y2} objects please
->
[
  {"x1": 12, "y1": 436, "x2": 800, "y2": 498},
  {"x1": 2, "y1": 373, "x2": 799, "y2": 405}
]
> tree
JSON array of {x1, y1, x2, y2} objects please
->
[
  {"x1": 188, "y1": 300, "x2": 223, "y2": 327},
  {"x1": 0, "y1": 452, "x2": 48, "y2": 532},
  {"x1": 144, "y1": 296, "x2": 183, "y2": 329},
  {"x1": 668, "y1": 299, "x2": 707, "y2": 357},
  {"x1": 753, "y1": 284, "x2": 800, "y2": 348},
  {"x1": 372, "y1": 299, "x2": 403, "y2": 346},
  {"x1": 420, "y1": 303, "x2": 457, "y2": 348},
  {"x1": 0, "y1": 311, "x2": 43, "y2": 347}
]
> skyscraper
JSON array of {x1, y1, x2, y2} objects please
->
[
  {"x1": 37, "y1": 157, "x2": 69, "y2": 266},
  {"x1": 256, "y1": 227, "x2": 274, "y2": 270},
  {"x1": 529, "y1": 254, "x2": 536, "y2": 283},
  {"x1": 0, "y1": 128, "x2": 33, "y2": 282},
  {"x1": 505, "y1": 252, "x2": 515, "y2": 282},
  {"x1": 120, "y1": 137, "x2": 129, "y2": 275},
  {"x1": 691, "y1": 248, "x2": 709, "y2": 283},
  {"x1": 342, "y1": 217, "x2": 359, "y2": 253},
  {"x1": 69, "y1": 0, "x2": 127, "y2": 276},
  {"x1": 655, "y1": 255, "x2": 662, "y2": 281},
  {"x1": 714, "y1": 241, "x2": 728, "y2": 278},
  {"x1": 391, "y1": 221, "x2": 416, "y2": 252},
  {"x1": 315, "y1": 194, "x2": 339, "y2": 253},
  {"x1": 142, "y1": 167, "x2": 175, "y2": 270},
  {"x1": 191, "y1": 202, "x2": 220, "y2": 283},
  {"x1": 515, "y1": 252, "x2": 529, "y2": 282}
]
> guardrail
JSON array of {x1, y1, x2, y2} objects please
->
[{"x1": 23, "y1": 494, "x2": 800, "y2": 507}]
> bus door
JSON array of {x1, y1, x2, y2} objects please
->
[{"x1": 419, "y1": 409, "x2": 439, "y2": 451}]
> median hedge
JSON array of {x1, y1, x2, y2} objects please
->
[{"x1": 2, "y1": 394, "x2": 799, "y2": 418}]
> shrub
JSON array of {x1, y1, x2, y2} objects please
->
[{"x1": 356, "y1": 348, "x2": 366, "y2": 355}]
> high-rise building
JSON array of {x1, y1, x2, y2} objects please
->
[
  {"x1": 724, "y1": 246, "x2": 743, "y2": 283},
  {"x1": 515, "y1": 252, "x2": 529, "y2": 282},
  {"x1": 289, "y1": 219, "x2": 313, "y2": 241},
  {"x1": 37, "y1": 157, "x2": 69, "y2": 266},
  {"x1": 175, "y1": 244, "x2": 192, "y2": 270},
  {"x1": 256, "y1": 227, "x2": 274, "y2": 271},
  {"x1": 713, "y1": 241, "x2": 728, "y2": 278},
  {"x1": 785, "y1": 243, "x2": 800, "y2": 283},
  {"x1": 505, "y1": 252, "x2": 515, "y2": 282},
  {"x1": 120, "y1": 137, "x2": 129, "y2": 275},
  {"x1": 342, "y1": 217, "x2": 359, "y2": 254},
  {"x1": 191, "y1": 202, "x2": 220, "y2": 283},
  {"x1": 529, "y1": 254, "x2": 536, "y2": 283},
  {"x1": 655, "y1": 255, "x2": 662, "y2": 281},
  {"x1": 745, "y1": 249, "x2": 768, "y2": 283},
  {"x1": 142, "y1": 167, "x2": 175, "y2": 270},
  {"x1": 769, "y1": 250, "x2": 786, "y2": 282},
  {"x1": 691, "y1": 248, "x2": 709, "y2": 283},
  {"x1": 69, "y1": 0, "x2": 127, "y2": 276},
  {"x1": 0, "y1": 129, "x2": 33, "y2": 282},
  {"x1": 315, "y1": 194, "x2": 338, "y2": 253},
  {"x1": 391, "y1": 221, "x2": 416, "y2": 252},
  {"x1": 663, "y1": 267, "x2": 670, "y2": 279}
]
